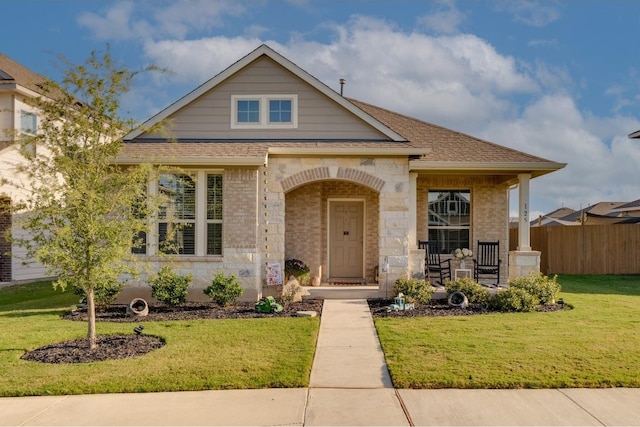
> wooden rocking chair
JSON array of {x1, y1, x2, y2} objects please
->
[
  {"x1": 473, "y1": 240, "x2": 501, "y2": 287},
  {"x1": 419, "y1": 241, "x2": 451, "y2": 286}
]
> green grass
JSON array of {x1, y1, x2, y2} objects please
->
[
  {"x1": 375, "y1": 275, "x2": 640, "y2": 389},
  {"x1": 0, "y1": 281, "x2": 319, "y2": 396}
]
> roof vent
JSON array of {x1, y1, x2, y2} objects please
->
[{"x1": 339, "y1": 78, "x2": 346, "y2": 96}]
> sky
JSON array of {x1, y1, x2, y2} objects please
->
[{"x1": 2, "y1": 0, "x2": 640, "y2": 218}]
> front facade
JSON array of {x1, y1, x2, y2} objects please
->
[
  {"x1": 0, "y1": 54, "x2": 50, "y2": 283},
  {"x1": 117, "y1": 45, "x2": 565, "y2": 301}
]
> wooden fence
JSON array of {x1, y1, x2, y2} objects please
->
[{"x1": 509, "y1": 224, "x2": 640, "y2": 275}]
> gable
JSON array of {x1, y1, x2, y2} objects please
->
[{"x1": 138, "y1": 56, "x2": 388, "y2": 141}]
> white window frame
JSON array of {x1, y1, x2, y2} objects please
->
[
  {"x1": 145, "y1": 170, "x2": 224, "y2": 257},
  {"x1": 231, "y1": 94, "x2": 298, "y2": 129},
  {"x1": 20, "y1": 110, "x2": 37, "y2": 136}
]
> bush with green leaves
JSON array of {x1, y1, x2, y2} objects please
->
[
  {"x1": 149, "y1": 266, "x2": 192, "y2": 307},
  {"x1": 490, "y1": 287, "x2": 539, "y2": 312},
  {"x1": 284, "y1": 258, "x2": 310, "y2": 286},
  {"x1": 393, "y1": 277, "x2": 433, "y2": 304},
  {"x1": 509, "y1": 272, "x2": 561, "y2": 305},
  {"x1": 204, "y1": 271, "x2": 244, "y2": 307},
  {"x1": 74, "y1": 280, "x2": 123, "y2": 311},
  {"x1": 444, "y1": 277, "x2": 491, "y2": 305}
]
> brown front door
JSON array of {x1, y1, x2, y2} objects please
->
[{"x1": 329, "y1": 201, "x2": 364, "y2": 278}]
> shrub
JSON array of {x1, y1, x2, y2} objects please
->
[
  {"x1": 74, "y1": 280, "x2": 123, "y2": 311},
  {"x1": 393, "y1": 277, "x2": 433, "y2": 304},
  {"x1": 490, "y1": 287, "x2": 539, "y2": 312},
  {"x1": 204, "y1": 271, "x2": 243, "y2": 307},
  {"x1": 284, "y1": 259, "x2": 310, "y2": 287},
  {"x1": 149, "y1": 266, "x2": 192, "y2": 307},
  {"x1": 509, "y1": 273, "x2": 561, "y2": 305},
  {"x1": 444, "y1": 277, "x2": 490, "y2": 305}
]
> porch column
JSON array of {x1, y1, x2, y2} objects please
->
[
  {"x1": 517, "y1": 173, "x2": 531, "y2": 251},
  {"x1": 509, "y1": 172, "x2": 540, "y2": 280},
  {"x1": 408, "y1": 172, "x2": 424, "y2": 279},
  {"x1": 408, "y1": 172, "x2": 417, "y2": 248}
]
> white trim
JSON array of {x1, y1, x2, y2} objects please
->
[
  {"x1": 125, "y1": 45, "x2": 405, "y2": 141},
  {"x1": 230, "y1": 94, "x2": 298, "y2": 129}
]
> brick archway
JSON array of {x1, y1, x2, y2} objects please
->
[{"x1": 280, "y1": 167, "x2": 385, "y2": 193}]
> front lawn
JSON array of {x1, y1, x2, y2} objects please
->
[
  {"x1": 374, "y1": 275, "x2": 640, "y2": 389},
  {"x1": 0, "y1": 281, "x2": 319, "y2": 396}
]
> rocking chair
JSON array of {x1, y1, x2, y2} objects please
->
[
  {"x1": 473, "y1": 240, "x2": 501, "y2": 287},
  {"x1": 418, "y1": 241, "x2": 451, "y2": 286}
]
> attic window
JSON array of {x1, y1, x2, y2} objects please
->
[{"x1": 231, "y1": 95, "x2": 297, "y2": 129}]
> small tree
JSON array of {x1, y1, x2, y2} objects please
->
[{"x1": 5, "y1": 49, "x2": 164, "y2": 349}]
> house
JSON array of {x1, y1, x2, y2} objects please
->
[
  {"x1": 534, "y1": 201, "x2": 640, "y2": 226},
  {"x1": 531, "y1": 207, "x2": 575, "y2": 227},
  {"x1": 0, "y1": 53, "x2": 51, "y2": 284},
  {"x1": 114, "y1": 44, "x2": 565, "y2": 301}
]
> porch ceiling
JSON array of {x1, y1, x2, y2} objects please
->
[{"x1": 410, "y1": 160, "x2": 566, "y2": 185}]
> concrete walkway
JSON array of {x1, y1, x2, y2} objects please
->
[{"x1": 2, "y1": 299, "x2": 640, "y2": 426}]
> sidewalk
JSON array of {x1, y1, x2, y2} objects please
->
[{"x1": 2, "y1": 299, "x2": 640, "y2": 426}]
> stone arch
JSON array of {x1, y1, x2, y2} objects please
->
[{"x1": 280, "y1": 166, "x2": 385, "y2": 193}]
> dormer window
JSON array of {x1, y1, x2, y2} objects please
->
[{"x1": 231, "y1": 95, "x2": 297, "y2": 129}]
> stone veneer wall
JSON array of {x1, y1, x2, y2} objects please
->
[
  {"x1": 416, "y1": 175, "x2": 509, "y2": 285},
  {"x1": 271, "y1": 156, "x2": 409, "y2": 287}
]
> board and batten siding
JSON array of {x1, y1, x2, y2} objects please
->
[{"x1": 141, "y1": 57, "x2": 387, "y2": 141}]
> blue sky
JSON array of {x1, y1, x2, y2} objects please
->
[{"x1": 2, "y1": 0, "x2": 640, "y2": 217}]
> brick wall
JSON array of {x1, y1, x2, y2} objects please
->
[
  {"x1": 0, "y1": 197, "x2": 11, "y2": 282},
  {"x1": 417, "y1": 175, "x2": 509, "y2": 282}
]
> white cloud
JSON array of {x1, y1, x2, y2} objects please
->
[
  {"x1": 78, "y1": 0, "x2": 246, "y2": 42},
  {"x1": 494, "y1": 0, "x2": 562, "y2": 27},
  {"x1": 486, "y1": 95, "x2": 640, "y2": 213},
  {"x1": 417, "y1": 1, "x2": 465, "y2": 35}
]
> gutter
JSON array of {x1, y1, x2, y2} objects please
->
[{"x1": 114, "y1": 155, "x2": 268, "y2": 167}]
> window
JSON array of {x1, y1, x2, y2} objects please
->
[
  {"x1": 206, "y1": 174, "x2": 223, "y2": 255},
  {"x1": 147, "y1": 171, "x2": 223, "y2": 257},
  {"x1": 427, "y1": 190, "x2": 470, "y2": 254},
  {"x1": 20, "y1": 111, "x2": 37, "y2": 135},
  {"x1": 20, "y1": 111, "x2": 37, "y2": 156},
  {"x1": 231, "y1": 95, "x2": 297, "y2": 129},
  {"x1": 269, "y1": 99, "x2": 291, "y2": 123},
  {"x1": 158, "y1": 173, "x2": 196, "y2": 255},
  {"x1": 236, "y1": 100, "x2": 260, "y2": 123}
]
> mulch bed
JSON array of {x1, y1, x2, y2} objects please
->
[
  {"x1": 21, "y1": 335, "x2": 165, "y2": 364},
  {"x1": 62, "y1": 300, "x2": 325, "y2": 322},
  {"x1": 368, "y1": 298, "x2": 568, "y2": 318}
]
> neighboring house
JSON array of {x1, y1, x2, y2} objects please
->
[
  {"x1": 530, "y1": 207, "x2": 575, "y2": 227},
  {"x1": 0, "y1": 53, "x2": 50, "y2": 283},
  {"x1": 534, "y1": 200, "x2": 640, "y2": 226},
  {"x1": 116, "y1": 44, "x2": 565, "y2": 300}
]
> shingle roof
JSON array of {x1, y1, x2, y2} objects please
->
[
  {"x1": 349, "y1": 98, "x2": 557, "y2": 164},
  {"x1": 0, "y1": 53, "x2": 48, "y2": 95}
]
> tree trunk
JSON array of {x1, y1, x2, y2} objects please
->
[{"x1": 87, "y1": 288, "x2": 97, "y2": 349}]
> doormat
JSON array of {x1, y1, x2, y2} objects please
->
[{"x1": 328, "y1": 278, "x2": 367, "y2": 286}]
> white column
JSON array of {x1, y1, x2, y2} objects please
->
[
  {"x1": 409, "y1": 172, "x2": 417, "y2": 248},
  {"x1": 518, "y1": 173, "x2": 531, "y2": 251}
]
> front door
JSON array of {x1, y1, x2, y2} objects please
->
[{"x1": 329, "y1": 201, "x2": 364, "y2": 278}]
